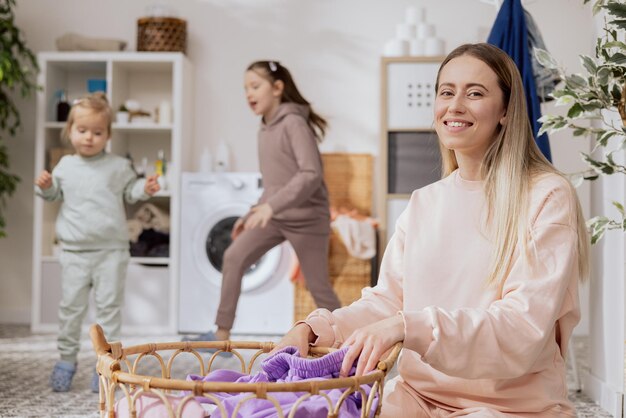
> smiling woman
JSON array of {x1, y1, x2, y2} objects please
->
[{"x1": 272, "y1": 43, "x2": 590, "y2": 417}]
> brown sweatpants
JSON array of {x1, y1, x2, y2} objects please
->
[{"x1": 215, "y1": 220, "x2": 341, "y2": 331}]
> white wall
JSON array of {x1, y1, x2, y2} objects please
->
[{"x1": 1, "y1": 1, "x2": 594, "y2": 329}]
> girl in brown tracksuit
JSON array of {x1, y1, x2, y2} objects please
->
[{"x1": 197, "y1": 61, "x2": 341, "y2": 342}]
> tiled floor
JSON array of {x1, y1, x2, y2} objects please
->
[{"x1": 0, "y1": 324, "x2": 614, "y2": 417}]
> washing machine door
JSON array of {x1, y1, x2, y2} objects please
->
[{"x1": 193, "y1": 202, "x2": 282, "y2": 292}]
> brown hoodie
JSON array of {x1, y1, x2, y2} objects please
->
[{"x1": 257, "y1": 102, "x2": 330, "y2": 234}]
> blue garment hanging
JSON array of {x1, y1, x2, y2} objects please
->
[{"x1": 487, "y1": 0, "x2": 552, "y2": 162}]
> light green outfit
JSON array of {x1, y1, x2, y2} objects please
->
[{"x1": 36, "y1": 151, "x2": 149, "y2": 362}]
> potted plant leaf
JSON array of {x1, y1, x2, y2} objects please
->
[
  {"x1": 0, "y1": 0, "x2": 39, "y2": 237},
  {"x1": 535, "y1": 0, "x2": 626, "y2": 244}
]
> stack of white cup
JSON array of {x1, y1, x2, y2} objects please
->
[{"x1": 383, "y1": 6, "x2": 446, "y2": 57}]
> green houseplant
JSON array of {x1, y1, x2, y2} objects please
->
[
  {"x1": 0, "y1": 0, "x2": 39, "y2": 237},
  {"x1": 536, "y1": 0, "x2": 626, "y2": 244}
]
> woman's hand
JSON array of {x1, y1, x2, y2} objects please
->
[
  {"x1": 270, "y1": 323, "x2": 315, "y2": 357},
  {"x1": 35, "y1": 170, "x2": 52, "y2": 190},
  {"x1": 244, "y1": 203, "x2": 273, "y2": 229},
  {"x1": 340, "y1": 315, "x2": 405, "y2": 377},
  {"x1": 144, "y1": 174, "x2": 161, "y2": 195}
]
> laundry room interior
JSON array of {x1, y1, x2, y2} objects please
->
[{"x1": 0, "y1": 0, "x2": 624, "y2": 416}]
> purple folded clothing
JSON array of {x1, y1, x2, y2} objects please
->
[
  {"x1": 186, "y1": 346, "x2": 377, "y2": 418},
  {"x1": 262, "y1": 346, "x2": 350, "y2": 380}
]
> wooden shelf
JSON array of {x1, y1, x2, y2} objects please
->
[
  {"x1": 379, "y1": 56, "x2": 444, "y2": 248},
  {"x1": 130, "y1": 257, "x2": 169, "y2": 266}
]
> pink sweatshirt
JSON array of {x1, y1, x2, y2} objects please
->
[{"x1": 305, "y1": 170, "x2": 580, "y2": 416}]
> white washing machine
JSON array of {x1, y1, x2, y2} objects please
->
[{"x1": 178, "y1": 172, "x2": 295, "y2": 335}]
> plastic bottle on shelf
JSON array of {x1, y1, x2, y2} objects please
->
[
  {"x1": 56, "y1": 90, "x2": 70, "y2": 122},
  {"x1": 155, "y1": 150, "x2": 168, "y2": 190},
  {"x1": 155, "y1": 150, "x2": 167, "y2": 176}
]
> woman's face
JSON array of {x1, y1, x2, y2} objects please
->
[
  {"x1": 244, "y1": 70, "x2": 282, "y2": 120},
  {"x1": 434, "y1": 55, "x2": 507, "y2": 160}
]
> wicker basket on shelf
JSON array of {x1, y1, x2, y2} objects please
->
[
  {"x1": 137, "y1": 17, "x2": 186, "y2": 53},
  {"x1": 294, "y1": 153, "x2": 375, "y2": 322}
]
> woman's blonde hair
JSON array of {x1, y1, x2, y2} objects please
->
[
  {"x1": 61, "y1": 92, "x2": 113, "y2": 142},
  {"x1": 247, "y1": 60, "x2": 327, "y2": 142},
  {"x1": 435, "y1": 43, "x2": 589, "y2": 286}
]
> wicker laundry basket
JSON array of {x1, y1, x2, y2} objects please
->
[
  {"x1": 294, "y1": 153, "x2": 375, "y2": 322},
  {"x1": 322, "y1": 153, "x2": 373, "y2": 217},
  {"x1": 90, "y1": 324, "x2": 401, "y2": 418},
  {"x1": 137, "y1": 17, "x2": 187, "y2": 53}
]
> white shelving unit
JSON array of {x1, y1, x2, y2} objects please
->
[
  {"x1": 31, "y1": 52, "x2": 193, "y2": 334},
  {"x1": 379, "y1": 56, "x2": 444, "y2": 247}
]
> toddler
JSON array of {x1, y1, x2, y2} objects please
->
[{"x1": 35, "y1": 92, "x2": 160, "y2": 392}]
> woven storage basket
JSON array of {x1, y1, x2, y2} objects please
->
[
  {"x1": 137, "y1": 17, "x2": 186, "y2": 53},
  {"x1": 90, "y1": 324, "x2": 401, "y2": 418},
  {"x1": 294, "y1": 153, "x2": 374, "y2": 322},
  {"x1": 323, "y1": 153, "x2": 373, "y2": 216}
]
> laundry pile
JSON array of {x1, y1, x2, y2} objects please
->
[
  {"x1": 127, "y1": 203, "x2": 170, "y2": 257},
  {"x1": 114, "y1": 346, "x2": 374, "y2": 418},
  {"x1": 330, "y1": 206, "x2": 378, "y2": 260}
]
